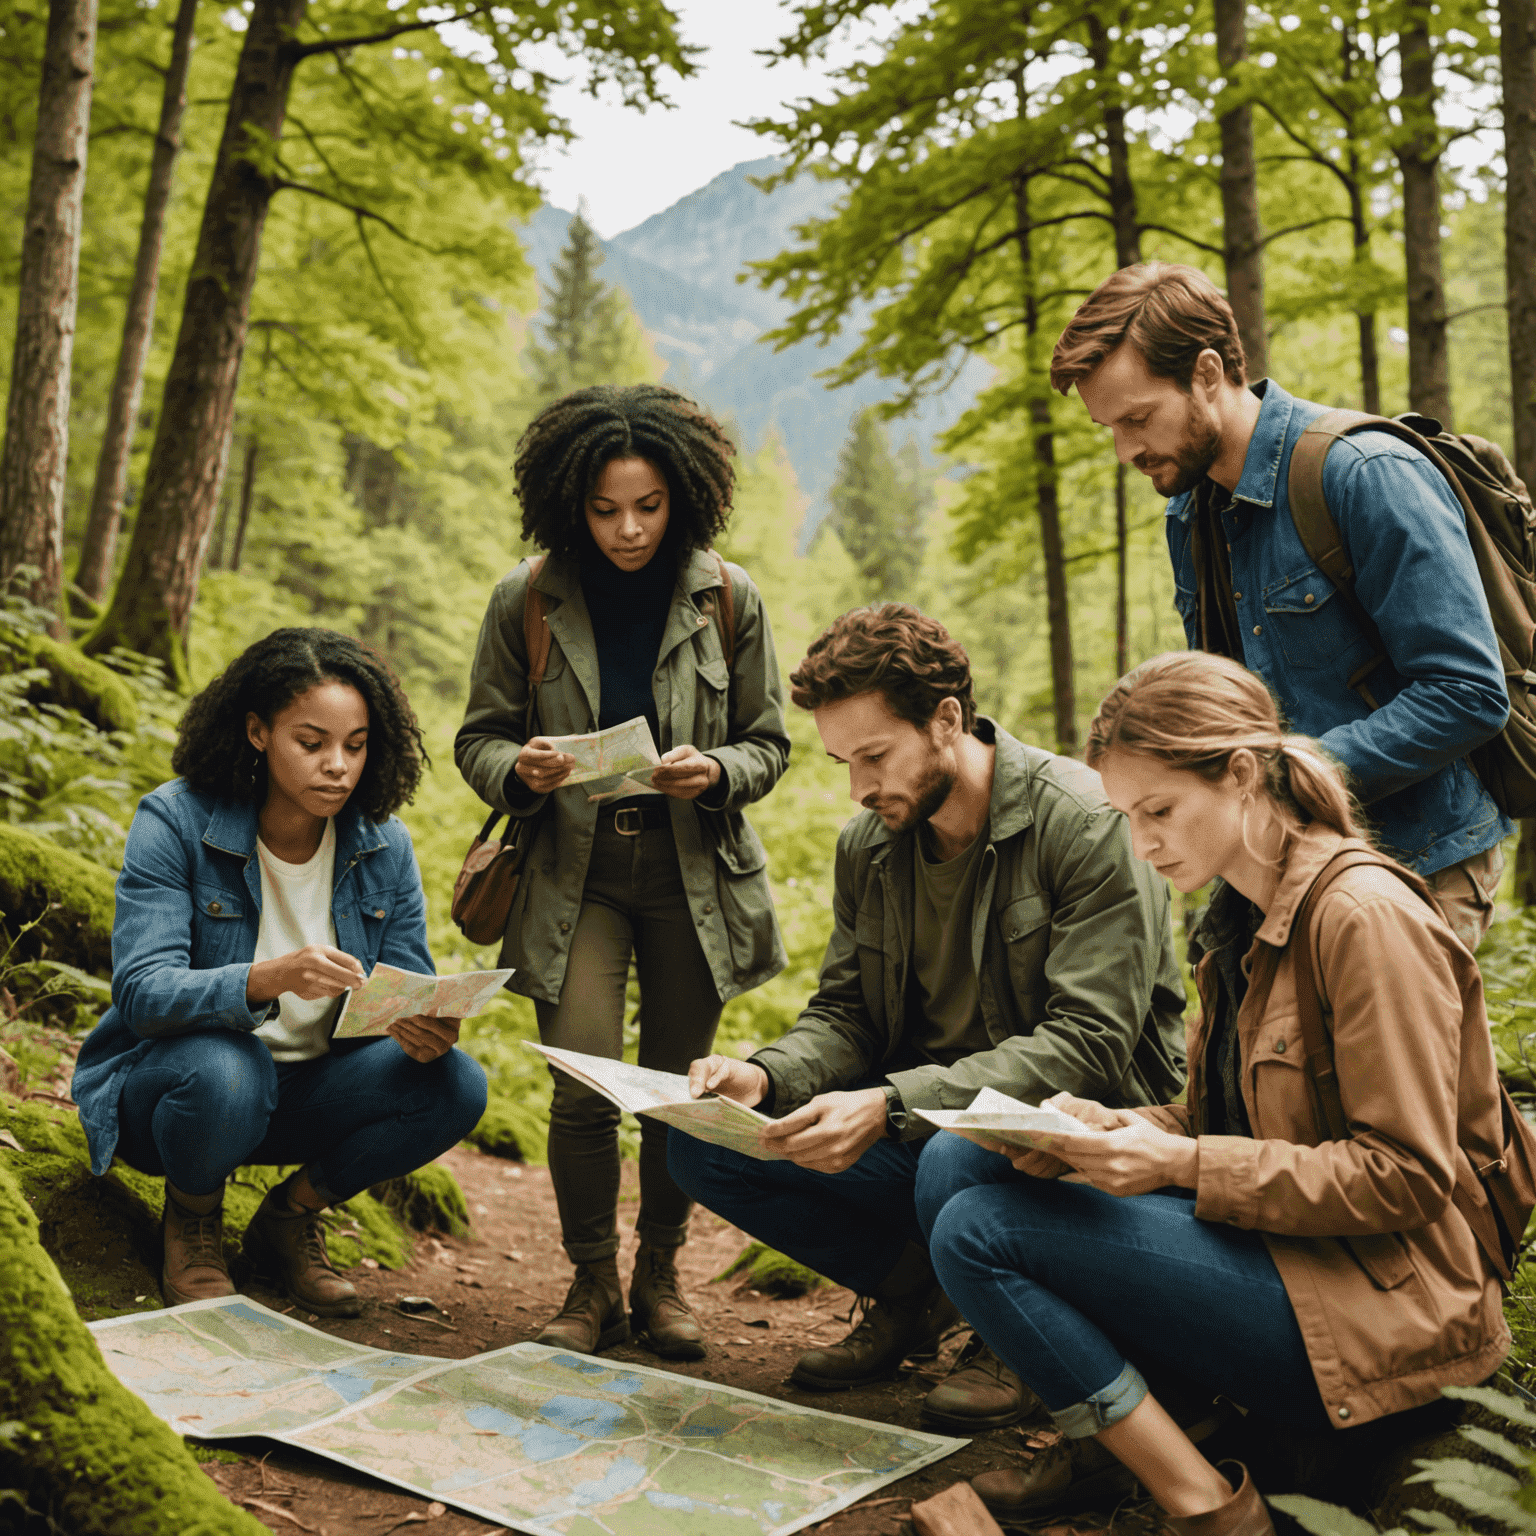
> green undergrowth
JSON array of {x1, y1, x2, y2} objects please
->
[
  {"x1": 0, "y1": 1093, "x2": 469, "y2": 1321},
  {"x1": 714, "y1": 1240, "x2": 830, "y2": 1298},
  {"x1": 465, "y1": 1092, "x2": 547, "y2": 1162}
]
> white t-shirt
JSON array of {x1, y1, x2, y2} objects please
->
[{"x1": 252, "y1": 817, "x2": 341, "y2": 1062}]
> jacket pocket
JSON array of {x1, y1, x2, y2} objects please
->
[
  {"x1": 1245, "y1": 1013, "x2": 1321, "y2": 1144},
  {"x1": 1000, "y1": 893, "x2": 1052, "y2": 1012},
  {"x1": 1261, "y1": 567, "x2": 1373, "y2": 675},
  {"x1": 711, "y1": 816, "x2": 775, "y2": 979},
  {"x1": 694, "y1": 656, "x2": 730, "y2": 743},
  {"x1": 1345, "y1": 1231, "x2": 1417, "y2": 1291}
]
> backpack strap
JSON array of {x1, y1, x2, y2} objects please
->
[
  {"x1": 522, "y1": 554, "x2": 551, "y2": 689},
  {"x1": 709, "y1": 549, "x2": 737, "y2": 670}
]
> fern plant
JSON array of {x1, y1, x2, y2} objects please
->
[{"x1": 1271, "y1": 1386, "x2": 1536, "y2": 1535}]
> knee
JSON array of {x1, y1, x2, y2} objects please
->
[
  {"x1": 548, "y1": 1075, "x2": 621, "y2": 1136},
  {"x1": 914, "y1": 1134, "x2": 1008, "y2": 1237},
  {"x1": 928, "y1": 1187, "x2": 1008, "y2": 1290},
  {"x1": 179, "y1": 1031, "x2": 279, "y2": 1127},
  {"x1": 665, "y1": 1128, "x2": 734, "y2": 1201},
  {"x1": 432, "y1": 1048, "x2": 488, "y2": 1139}
]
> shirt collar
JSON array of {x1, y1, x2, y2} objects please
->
[
  {"x1": 1164, "y1": 378, "x2": 1294, "y2": 523},
  {"x1": 202, "y1": 795, "x2": 385, "y2": 864}
]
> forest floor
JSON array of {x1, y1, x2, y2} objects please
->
[{"x1": 197, "y1": 1144, "x2": 1108, "y2": 1536}]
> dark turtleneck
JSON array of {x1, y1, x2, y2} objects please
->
[{"x1": 579, "y1": 538, "x2": 677, "y2": 749}]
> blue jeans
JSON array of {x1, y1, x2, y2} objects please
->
[
  {"x1": 114, "y1": 1030, "x2": 488, "y2": 1204},
  {"x1": 667, "y1": 1128, "x2": 938, "y2": 1293},
  {"x1": 916, "y1": 1135, "x2": 1328, "y2": 1437}
]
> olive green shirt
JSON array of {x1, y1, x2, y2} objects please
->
[{"x1": 909, "y1": 825, "x2": 991, "y2": 1067}]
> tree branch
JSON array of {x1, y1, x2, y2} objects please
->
[
  {"x1": 1446, "y1": 301, "x2": 1507, "y2": 322},
  {"x1": 1136, "y1": 223, "x2": 1223, "y2": 256},
  {"x1": 272, "y1": 178, "x2": 461, "y2": 255},
  {"x1": 290, "y1": 6, "x2": 491, "y2": 59},
  {"x1": 1259, "y1": 215, "x2": 1354, "y2": 248}
]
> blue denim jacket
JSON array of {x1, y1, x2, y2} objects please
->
[
  {"x1": 1164, "y1": 380, "x2": 1511, "y2": 875},
  {"x1": 72, "y1": 780, "x2": 436, "y2": 1175}
]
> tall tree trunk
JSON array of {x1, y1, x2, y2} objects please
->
[
  {"x1": 82, "y1": 0, "x2": 307, "y2": 686},
  {"x1": 1013, "y1": 171, "x2": 1076, "y2": 752},
  {"x1": 1396, "y1": 6, "x2": 1453, "y2": 426},
  {"x1": 229, "y1": 437, "x2": 257, "y2": 572},
  {"x1": 0, "y1": 0, "x2": 97, "y2": 631},
  {"x1": 1501, "y1": 0, "x2": 1536, "y2": 902},
  {"x1": 1214, "y1": 0, "x2": 1268, "y2": 381},
  {"x1": 1114, "y1": 466, "x2": 1129, "y2": 676},
  {"x1": 74, "y1": 0, "x2": 197, "y2": 606},
  {"x1": 1342, "y1": 30, "x2": 1381, "y2": 415}
]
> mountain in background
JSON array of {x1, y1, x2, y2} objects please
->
[{"x1": 517, "y1": 159, "x2": 984, "y2": 538}]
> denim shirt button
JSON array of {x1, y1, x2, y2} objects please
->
[
  {"x1": 1304, "y1": 593, "x2": 1315, "y2": 604},
  {"x1": 1233, "y1": 591, "x2": 1242, "y2": 601},
  {"x1": 1252, "y1": 625, "x2": 1263, "y2": 636},
  {"x1": 374, "y1": 908, "x2": 386, "y2": 919},
  {"x1": 207, "y1": 901, "x2": 221, "y2": 914}
]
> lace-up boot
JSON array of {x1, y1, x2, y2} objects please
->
[
  {"x1": 243, "y1": 1183, "x2": 361, "y2": 1318},
  {"x1": 1164, "y1": 1463, "x2": 1275, "y2": 1536},
  {"x1": 161, "y1": 1184, "x2": 235, "y2": 1306},
  {"x1": 629, "y1": 1242, "x2": 706, "y2": 1360},
  {"x1": 921, "y1": 1333, "x2": 1041, "y2": 1431},
  {"x1": 790, "y1": 1242, "x2": 960, "y2": 1391},
  {"x1": 536, "y1": 1257, "x2": 629, "y2": 1354}
]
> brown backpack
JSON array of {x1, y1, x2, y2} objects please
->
[
  {"x1": 1287, "y1": 410, "x2": 1536, "y2": 818},
  {"x1": 1285, "y1": 846, "x2": 1536, "y2": 1284},
  {"x1": 450, "y1": 552, "x2": 738, "y2": 944}
]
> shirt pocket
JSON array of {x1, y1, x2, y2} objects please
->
[
  {"x1": 1245, "y1": 1012, "x2": 1321, "y2": 1144},
  {"x1": 190, "y1": 883, "x2": 247, "y2": 966},
  {"x1": 1261, "y1": 567, "x2": 1373, "y2": 675},
  {"x1": 1000, "y1": 893, "x2": 1052, "y2": 1002}
]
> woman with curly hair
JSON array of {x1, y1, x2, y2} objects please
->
[
  {"x1": 73, "y1": 628, "x2": 487, "y2": 1315},
  {"x1": 457, "y1": 384, "x2": 790, "y2": 1360}
]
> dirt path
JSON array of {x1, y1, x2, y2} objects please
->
[{"x1": 201, "y1": 1144, "x2": 1057, "y2": 1536}]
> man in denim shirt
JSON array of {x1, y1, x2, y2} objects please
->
[{"x1": 1050, "y1": 263, "x2": 1510, "y2": 947}]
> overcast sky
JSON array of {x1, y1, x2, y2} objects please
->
[{"x1": 524, "y1": 0, "x2": 842, "y2": 239}]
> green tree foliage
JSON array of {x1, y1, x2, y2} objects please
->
[{"x1": 827, "y1": 408, "x2": 927, "y2": 602}]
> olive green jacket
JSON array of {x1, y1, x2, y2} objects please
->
[
  {"x1": 750, "y1": 719, "x2": 1187, "y2": 1128},
  {"x1": 454, "y1": 549, "x2": 790, "y2": 1006}
]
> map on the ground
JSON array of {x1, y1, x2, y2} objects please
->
[
  {"x1": 91, "y1": 1297, "x2": 965, "y2": 1535},
  {"x1": 332, "y1": 963, "x2": 515, "y2": 1039},
  {"x1": 545, "y1": 715, "x2": 663, "y2": 801},
  {"x1": 915, "y1": 1085, "x2": 1107, "y2": 1153},
  {"x1": 529, "y1": 1043, "x2": 788, "y2": 1162}
]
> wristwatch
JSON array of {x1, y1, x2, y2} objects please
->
[{"x1": 881, "y1": 1083, "x2": 910, "y2": 1141}]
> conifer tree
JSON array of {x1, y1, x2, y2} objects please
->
[{"x1": 828, "y1": 408, "x2": 926, "y2": 602}]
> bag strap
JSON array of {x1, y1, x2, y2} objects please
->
[
  {"x1": 523, "y1": 554, "x2": 551, "y2": 689},
  {"x1": 710, "y1": 549, "x2": 737, "y2": 670},
  {"x1": 1287, "y1": 409, "x2": 1483, "y2": 711}
]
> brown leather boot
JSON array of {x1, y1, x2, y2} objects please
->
[
  {"x1": 161, "y1": 1185, "x2": 235, "y2": 1306},
  {"x1": 242, "y1": 1185, "x2": 361, "y2": 1318},
  {"x1": 630, "y1": 1242, "x2": 706, "y2": 1361},
  {"x1": 921, "y1": 1334, "x2": 1042, "y2": 1431},
  {"x1": 1165, "y1": 1463, "x2": 1275, "y2": 1536},
  {"x1": 537, "y1": 1258, "x2": 629, "y2": 1354},
  {"x1": 791, "y1": 1242, "x2": 961, "y2": 1391}
]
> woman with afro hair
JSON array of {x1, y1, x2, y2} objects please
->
[
  {"x1": 457, "y1": 384, "x2": 790, "y2": 1360},
  {"x1": 73, "y1": 628, "x2": 487, "y2": 1316}
]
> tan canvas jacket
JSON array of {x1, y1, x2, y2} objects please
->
[{"x1": 1141, "y1": 822, "x2": 1510, "y2": 1428}]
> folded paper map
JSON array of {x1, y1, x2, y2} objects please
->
[
  {"x1": 545, "y1": 715, "x2": 662, "y2": 801},
  {"x1": 331, "y1": 962, "x2": 513, "y2": 1040},
  {"x1": 91, "y1": 1295, "x2": 965, "y2": 1535},
  {"x1": 529, "y1": 1042, "x2": 788, "y2": 1161},
  {"x1": 914, "y1": 1084, "x2": 1106, "y2": 1153}
]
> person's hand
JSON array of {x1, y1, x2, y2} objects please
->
[
  {"x1": 687, "y1": 1054, "x2": 770, "y2": 1107},
  {"x1": 247, "y1": 944, "x2": 366, "y2": 1006},
  {"x1": 387, "y1": 1014, "x2": 462, "y2": 1063},
  {"x1": 514, "y1": 737, "x2": 575, "y2": 795},
  {"x1": 650, "y1": 745, "x2": 721, "y2": 801},
  {"x1": 1044, "y1": 1093, "x2": 1199, "y2": 1196},
  {"x1": 976, "y1": 1139, "x2": 1072, "y2": 1180},
  {"x1": 760, "y1": 1087, "x2": 888, "y2": 1173}
]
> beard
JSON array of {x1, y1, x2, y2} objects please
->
[
  {"x1": 1134, "y1": 400, "x2": 1222, "y2": 497},
  {"x1": 864, "y1": 754, "x2": 956, "y2": 834}
]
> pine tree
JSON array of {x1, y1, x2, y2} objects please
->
[{"x1": 829, "y1": 409, "x2": 926, "y2": 603}]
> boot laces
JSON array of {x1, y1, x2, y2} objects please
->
[
  {"x1": 951, "y1": 1331, "x2": 1006, "y2": 1381},
  {"x1": 177, "y1": 1212, "x2": 223, "y2": 1267},
  {"x1": 639, "y1": 1250, "x2": 687, "y2": 1311},
  {"x1": 835, "y1": 1295, "x2": 886, "y2": 1351},
  {"x1": 297, "y1": 1213, "x2": 338, "y2": 1275}
]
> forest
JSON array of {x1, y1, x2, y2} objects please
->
[{"x1": 2, "y1": 0, "x2": 1536, "y2": 1527}]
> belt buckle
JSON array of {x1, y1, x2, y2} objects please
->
[{"x1": 614, "y1": 807, "x2": 644, "y2": 837}]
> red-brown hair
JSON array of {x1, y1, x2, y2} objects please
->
[
  {"x1": 791, "y1": 604, "x2": 977, "y2": 732},
  {"x1": 1050, "y1": 263, "x2": 1247, "y2": 396}
]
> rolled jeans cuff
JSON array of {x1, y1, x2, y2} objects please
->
[
  {"x1": 636, "y1": 1214, "x2": 690, "y2": 1250},
  {"x1": 1049, "y1": 1360, "x2": 1148, "y2": 1440}
]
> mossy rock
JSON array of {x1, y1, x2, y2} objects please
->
[
  {"x1": 369, "y1": 1161, "x2": 471, "y2": 1238},
  {"x1": 713, "y1": 1240, "x2": 830, "y2": 1298},
  {"x1": 23, "y1": 634, "x2": 138, "y2": 734},
  {"x1": 0, "y1": 1094, "x2": 415, "y2": 1321},
  {"x1": 0, "y1": 824, "x2": 115, "y2": 975},
  {"x1": 0, "y1": 1159, "x2": 267, "y2": 1535},
  {"x1": 464, "y1": 1093, "x2": 545, "y2": 1162}
]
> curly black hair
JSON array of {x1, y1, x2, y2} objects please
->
[
  {"x1": 514, "y1": 384, "x2": 736, "y2": 559},
  {"x1": 172, "y1": 628, "x2": 427, "y2": 822}
]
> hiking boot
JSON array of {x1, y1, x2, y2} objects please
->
[
  {"x1": 537, "y1": 1258, "x2": 629, "y2": 1354},
  {"x1": 630, "y1": 1243, "x2": 706, "y2": 1361},
  {"x1": 161, "y1": 1185, "x2": 235, "y2": 1306},
  {"x1": 1165, "y1": 1463, "x2": 1274, "y2": 1536},
  {"x1": 921, "y1": 1333, "x2": 1042, "y2": 1431},
  {"x1": 242, "y1": 1185, "x2": 361, "y2": 1318},
  {"x1": 970, "y1": 1402, "x2": 1228, "y2": 1520},
  {"x1": 791, "y1": 1242, "x2": 961, "y2": 1392}
]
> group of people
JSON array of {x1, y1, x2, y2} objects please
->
[{"x1": 70, "y1": 261, "x2": 1521, "y2": 1536}]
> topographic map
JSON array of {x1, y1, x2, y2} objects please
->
[
  {"x1": 91, "y1": 1297, "x2": 964, "y2": 1534},
  {"x1": 546, "y1": 716, "x2": 663, "y2": 801},
  {"x1": 331, "y1": 963, "x2": 514, "y2": 1039}
]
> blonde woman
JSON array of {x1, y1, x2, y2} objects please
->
[{"x1": 912, "y1": 651, "x2": 1512, "y2": 1536}]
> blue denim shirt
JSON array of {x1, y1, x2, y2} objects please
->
[
  {"x1": 72, "y1": 780, "x2": 436, "y2": 1175},
  {"x1": 1164, "y1": 379, "x2": 1511, "y2": 875}
]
